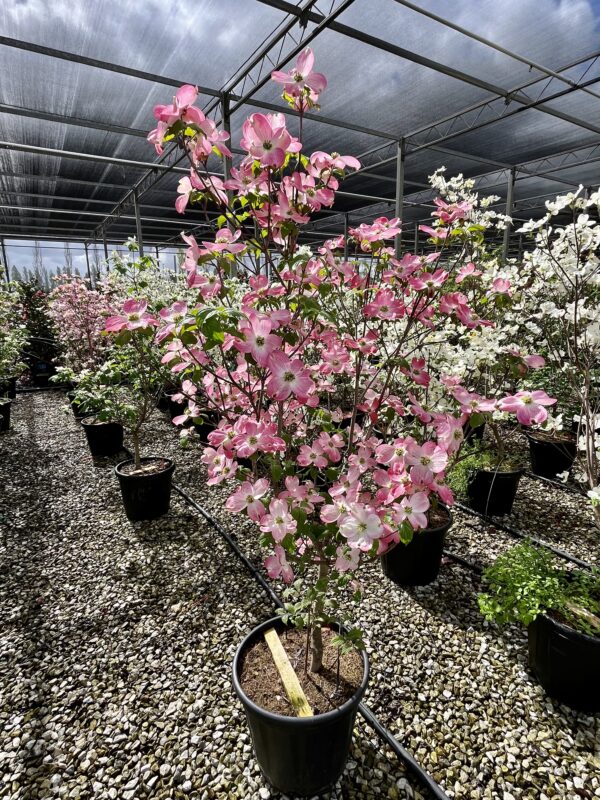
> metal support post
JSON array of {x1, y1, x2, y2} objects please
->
[
  {"x1": 103, "y1": 233, "x2": 109, "y2": 260},
  {"x1": 395, "y1": 139, "x2": 406, "y2": 258},
  {"x1": 84, "y1": 242, "x2": 92, "y2": 285},
  {"x1": 0, "y1": 237, "x2": 9, "y2": 281},
  {"x1": 502, "y1": 167, "x2": 516, "y2": 263},
  {"x1": 133, "y1": 190, "x2": 144, "y2": 256},
  {"x1": 343, "y1": 213, "x2": 349, "y2": 259},
  {"x1": 413, "y1": 221, "x2": 419, "y2": 254}
]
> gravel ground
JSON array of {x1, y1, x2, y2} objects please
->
[
  {"x1": 0, "y1": 392, "x2": 424, "y2": 800},
  {"x1": 2, "y1": 393, "x2": 599, "y2": 800}
]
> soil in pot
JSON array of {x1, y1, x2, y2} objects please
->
[
  {"x1": 527, "y1": 430, "x2": 576, "y2": 479},
  {"x1": 467, "y1": 466, "x2": 522, "y2": 516},
  {"x1": 528, "y1": 612, "x2": 600, "y2": 712},
  {"x1": 241, "y1": 626, "x2": 363, "y2": 716},
  {"x1": 114, "y1": 457, "x2": 175, "y2": 521},
  {"x1": 81, "y1": 416, "x2": 124, "y2": 457},
  {"x1": 0, "y1": 400, "x2": 11, "y2": 432},
  {"x1": 233, "y1": 617, "x2": 369, "y2": 797},
  {"x1": 381, "y1": 505, "x2": 452, "y2": 586}
]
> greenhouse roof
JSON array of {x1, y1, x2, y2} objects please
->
[{"x1": 1, "y1": 0, "x2": 600, "y2": 261}]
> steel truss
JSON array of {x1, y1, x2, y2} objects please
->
[{"x1": 1, "y1": 2, "x2": 599, "y2": 254}]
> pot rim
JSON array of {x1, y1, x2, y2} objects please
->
[
  {"x1": 232, "y1": 615, "x2": 369, "y2": 727},
  {"x1": 475, "y1": 466, "x2": 524, "y2": 477},
  {"x1": 81, "y1": 415, "x2": 122, "y2": 428},
  {"x1": 114, "y1": 456, "x2": 175, "y2": 478},
  {"x1": 526, "y1": 431, "x2": 576, "y2": 444},
  {"x1": 532, "y1": 611, "x2": 600, "y2": 646},
  {"x1": 383, "y1": 504, "x2": 453, "y2": 556}
]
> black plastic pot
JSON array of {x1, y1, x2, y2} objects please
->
[
  {"x1": 381, "y1": 507, "x2": 453, "y2": 586},
  {"x1": 528, "y1": 613, "x2": 600, "y2": 712},
  {"x1": 31, "y1": 361, "x2": 55, "y2": 387},
  {"x1": 81, "y1": 417, "x2": 124, "y2": 457},
  {"x1": 233, "y1": 616, "x2": 369, "y2": 797},
  {"x1": 114, "y1": 457, "x2": 175, "y2": 521},
  {"x1": 0, "y1": 400, "x2": 11, "y2": 432},
  {"x1": 168, "y1": 397, "x2": 187, "y2": 421},
  {"x1": 527, "y1": 433, "x2": 576, "y2": 479},
  {"x1": 467, "y1": 468, "x2": 522, "y2": 516},
  {"x1": 0, "y1": 377, "x2": 17, "y2": 399}
]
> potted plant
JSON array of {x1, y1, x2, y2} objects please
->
[
  {"x1": 512, "y1": 189, "x2": 600, "y2": 526},
  {"x1": 0, "y1": 279, "x2": 27, "y2": 428},
  {"x1": 104, "y1": 294, "x2": 173, "y2": 521},
  {"x1": 526, "y1": 413, "x2": 577, "y2": 479},
  {"x1": 145, "y1": 52, "x2": 557, "y2": 793},
  {"x1": 380, "y1": 501, "x2": 453, "y2": 586},
  {"x1": 17, "y1": 281, "x2": 60, "y2": 386},
  {"x1": 479, "y1": 541, "x2": 600, "y2": 711}
]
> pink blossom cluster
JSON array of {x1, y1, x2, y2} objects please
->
[{"x1": 137, "y1": 48, "x2": 555, "y2": 593}]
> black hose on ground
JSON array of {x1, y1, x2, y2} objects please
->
[{"x1": 454, "y1": 501, "x2": 594, "y2": 572}]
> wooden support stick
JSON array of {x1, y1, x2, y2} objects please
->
[{"x1": 263, "y1": 628, "x2": 313, "y2": 718}]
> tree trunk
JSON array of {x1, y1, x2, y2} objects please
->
[
  {"x1": 133, "y1": 431, "x2": 142, "y2": 471},
  {"x1": 309, "y1": 560, "x2": 329, "y2": 673}
]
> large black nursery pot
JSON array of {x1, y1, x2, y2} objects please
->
[
  {"x1": 0, "y1": 399, "x2": 11, "y2": 432},
  {"x1": 0, "y1": 377, "x2": 17, "y2": 399},
  {"x1": 528, "y1": 613, "x2": 600, "y2": 712},
  {"x1": 81, "y1": 416, "x2": 124, "y2": 457},
  {"x1": 31, "y1": 361, "x2": 55, "y2": 387},
  {"x1": 114, "y1": 457, "x2": 175, "y2": 521},
  {"x1": 467, "y1": 467, "x2": 522, "y2": 516},
  {"x1": 527, "y1": 432, "x2": 576, "y2": 479},
  {"x1": 381, "y1": 506, "x2": 453, "y2": 586},
  {"x1": 233, "y1": 616, "x2": 369, "y2": 797}
]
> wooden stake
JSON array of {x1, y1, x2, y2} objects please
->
[{"x1": 263, "y1": 628, "x2": 313, "y2": 718}]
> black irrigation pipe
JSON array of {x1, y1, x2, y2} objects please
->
[
  {"x1": 172, "y1": 483, "x2": 451, "y2": 800},
  {"x1": 443, "y1": 549, "x2": 484, "y2": 575},
  {"x1": 524, "y1": 470, "x2": 588, "y2": 497},
  {"x1": 453, "y1": 501, "x2": 594, "y2": 572}
]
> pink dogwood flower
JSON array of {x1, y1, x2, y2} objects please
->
[
  {"x1": 265, "y1": 545, "x2": 294, "y2": 583},
  {"x1": 396, "y1": 492, "x2": 430, "y2": 530},
  {"x1": 339, "y1": 504, "x2": 384, "y2": 551},
  {"x1": 498, "y1": 390, "x2": 556, "y2": 425},
  {"x1": 267, "y1": 351, "x2": 315, "y2": 402},
  {"x1": 235, "y1": 313, "x2": 282, "y2": 368},
  {"x1": 240, "y1": 112, "x2": 301, "y2": 168},
  {"x1": 202, "y1": 228, "x2": 247, "y2": 255},
  {"x1": 225, "y1": 479, "x2": 270, "y2": 521},
  {"x1": 271, "y1": 48, "x2": 327, "y2": 97},
  {"x1": 260, "y1": 498, "x2": 297, "y2": 542},
  {"x1": 104, "y1": 299, "x2": 158, "y2": 332}
]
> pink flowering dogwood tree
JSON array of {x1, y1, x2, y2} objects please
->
[{"x1": 145, "y1": 51, "x2": 553, "y2": 671}]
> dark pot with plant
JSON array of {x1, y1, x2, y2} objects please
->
[
  {"x1": 526, "y1": 429, "x2": 577, "y2": 479},
  {"x1": 381, "y1": 504, "x2": 453, "y2": 586},
  {"x1": 479, "y1": 542, "x2": 600, "y2": 711},
  {"x1": 104, "y1": 294, "x2": 173, "y2": 521},
  {"x1": 0, "y1": 376, "x2": 17, "y2": 399},
  {"x1": 233, "y1": 616, "x2": 368, "y2": 797},
  {"x1": 81, "y1": 416, "x2": 124, "y2": 457},
  {"x1": 0, "y1": 398, "x2": 11, "y2": 431},
  {"x1": 449, "y1": 447, "x2": 523, "y2": 517}
]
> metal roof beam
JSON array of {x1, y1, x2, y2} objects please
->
[
  {"x1": 0, "y1": 36, "x2": 221, "y2": 97},
  {"x1": 392, "y1": 0, "x2": 600, "y2": 102}
]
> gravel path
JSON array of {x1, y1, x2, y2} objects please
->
[
  {"x1": 0, "y1": 393, "x2": 424, "y2": 800},
  {"x1": 2, "y1": 394, "x2": 599, "y2": 799}
]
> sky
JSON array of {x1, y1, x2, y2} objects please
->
[{"x1": 1, "y1": 0, "x2": 600, "y2": 276}]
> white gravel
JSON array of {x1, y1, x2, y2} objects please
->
[{"x1": 0, "y1": 392, "x2": 425, "y2": 800}]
